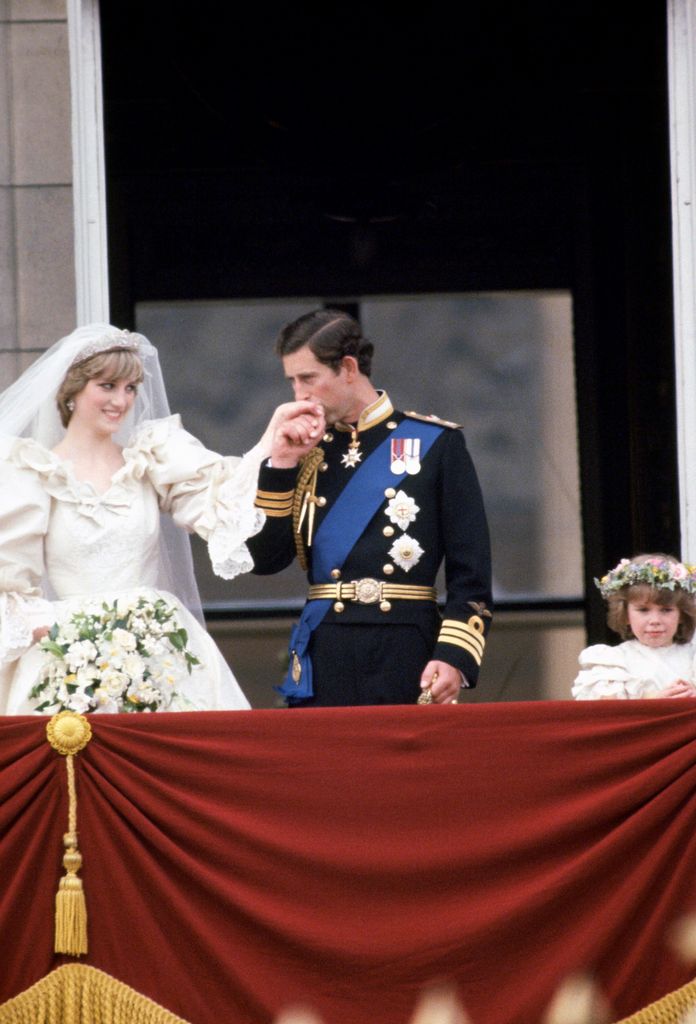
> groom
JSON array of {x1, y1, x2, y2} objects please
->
[{"x1": 250, "y1": 308, "x2": 493, "y2": 707}]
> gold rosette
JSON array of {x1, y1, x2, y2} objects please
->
[{"x1": 47, "y1": 710, "x2": 92, "y2": 756}]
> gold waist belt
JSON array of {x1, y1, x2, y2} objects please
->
[{"x1": 307, "y1": 578, "x2": 437, "y2": 606}]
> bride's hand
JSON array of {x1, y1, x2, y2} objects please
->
[
  {"x1": 262, "y1": 401, "x2": 326, "y2": 467},
  {"x1": 32, "y1": 625, "x2": 51, "y2": 643}
]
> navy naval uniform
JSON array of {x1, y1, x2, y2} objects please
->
[{"x1": 247, "y1": 391, "x2": 492, "y2": 706}]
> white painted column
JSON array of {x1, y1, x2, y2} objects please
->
[
  {"x1": 67, "y1": 0, "x2": 109, "y2": 324},
  {"x1": 669, "y1": 0, "x2": 696, "y2": 560}
]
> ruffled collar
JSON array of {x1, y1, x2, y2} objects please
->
[{"x1": 1, "y1": 415, "x2": 182, "y2": 520}]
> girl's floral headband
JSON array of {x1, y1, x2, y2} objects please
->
[{"x1": 595, "y1": 557, "x2": 696, "y2": 598}]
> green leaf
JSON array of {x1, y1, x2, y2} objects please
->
[
  {"x1": 167, "y1": 630, "x2": 186, "y2": 651},
  {"x1": 42, "y1": 640, "x2": 66, "y2": 658}
]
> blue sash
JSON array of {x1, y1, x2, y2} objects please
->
[{"x1": 278, "y1": 418, "x2": 443, "y2": 701}]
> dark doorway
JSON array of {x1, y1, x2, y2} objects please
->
[{"x1": 100, "y1": 2, "x2": 678, "y2": 642}]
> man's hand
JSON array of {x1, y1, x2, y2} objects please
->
[
  {"x1": 263, "y1": 401, "x2": 326, "y2": 468},
  {"x1": 420, "y1": 660, "x2": 462, "y2": 704}
]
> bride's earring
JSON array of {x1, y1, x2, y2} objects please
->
[{"x1": 67, "y1": 400, "x2": 75, "y2": 411}]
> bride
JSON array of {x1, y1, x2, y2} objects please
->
[{"x1": 0, "y1": 323, "x2": 323, "y2": 714}]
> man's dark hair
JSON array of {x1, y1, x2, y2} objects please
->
[{"x1": 275, "y1": 309, "x2": 374, "y2": 377}]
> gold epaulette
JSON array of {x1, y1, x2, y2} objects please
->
[
  {"x1": 292, "y1": 447, "x2": 325, "y2": 570},
  {"x1": 403, "y1": 410, "x2": 461, "y2": 429}
]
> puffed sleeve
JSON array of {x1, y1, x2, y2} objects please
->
[
  {"x1": 572, "y1": 643, "x2": 639, "y2": 700},
  {"x1": 0, "y1": 452, "x2": 53, "y2": 666},
  {"x1": 123, "y1": 416, "x2": 267, "y2": 579}
]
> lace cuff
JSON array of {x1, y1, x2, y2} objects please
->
[
  {"x1": 206, "y1": 445, "x2": 267, "y2": 580},
  {"x1": 0, "y1": 592, "x2": 53, "y2": 666}
]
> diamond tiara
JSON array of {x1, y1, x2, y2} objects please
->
[{"x1": 72, "y1": 329, "x2": 140, "y2": 366}]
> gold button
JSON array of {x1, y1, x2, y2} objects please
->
[
  {"x1": 317, "y1": 496, "x2": 327, "y2": 507},
  {"x1": 319, "y1": 462, "x2": 328, "y2": 472},
  {"x1": 384, "y1": 487, "x2": 396, "y2": 499},
  {"x1": 383, "y1": 564, "x2": 394, "y2": 575},
  {"x1": 331, "y1": 568, "x2": 341, "y2": 579},
  {"x1": 333, "y1": 601, "x2": 345, "y2": 613},
  {"x1": 383, "y1": 525, "x2": 395, "y2": 537},
  {"x1": 323, "y1": 432, "x2": 334, "y2": 443},
  {"x1": 380, "y1": 600, "x2": 392, "y2": 613},
  {"x1": 387, "y1": 421, "x2": 398, "y2": 429}
]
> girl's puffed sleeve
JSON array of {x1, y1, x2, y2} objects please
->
[
  {"x1": 0, "y1": 456, "x2": 53, "y2": 666},
  {"x1": 123, "y1": 415, "x2": 267, "y2": 580},
  {"x1": 571, "y1": 643, "x2": 634, "y2": 699}
]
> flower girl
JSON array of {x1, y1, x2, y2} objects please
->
[{"x1": 572, "y1": 553, "x2": 696, "y2": 700}]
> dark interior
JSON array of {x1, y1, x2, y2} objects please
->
[{"x1": 99, "y1": 2, "x2": 677, "y2": 639}]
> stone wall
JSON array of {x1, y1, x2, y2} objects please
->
[{"x1": 0, "y1": 0, "x2": 75, "y2": 389}]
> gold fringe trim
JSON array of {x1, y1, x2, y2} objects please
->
[
  {"x1": 613, "y1": 976, "x2": 696, "y2": 1023},
  {"x1": 0, "y1": 964, "x2": 191, "y2": 1024},
  {"x1": 46, "y1": 712, "x2": 92, "y2": 957}
]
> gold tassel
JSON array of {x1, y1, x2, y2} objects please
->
[{"x1": 46, "y1": 712, "x2": 93, "y2": 957}]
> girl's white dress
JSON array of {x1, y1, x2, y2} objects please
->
[
  {"x1": 0, "y1": 415, "x2": 266, "y2": 714},
  {"x1": 572, "y1": 638, "x2": 696, "y2": 699}
]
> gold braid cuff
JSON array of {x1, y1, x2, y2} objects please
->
[
  {"x1": 254, "y1": 488, "x2": 294, "y2": 517},
  {"x1": 291, "y1": 447, "x2": 325, "y2": 570},
  {"x1": 46, "y1": 712, "x2": 92, "y2": 957},
  {"x1": 438, "y1": 615, "x2": 486, "y2": 666}
]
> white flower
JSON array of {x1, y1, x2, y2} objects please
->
[
  {"x1": 123, "y1": 652, "x2": 145, "y2": 679},
  {"x1": 98, "y1": 643, "x2": 124, "y2": 670},
  {"x1": 93, "y1": 690, "x2": 119, "y2": 713},
  {"x1": 67, "y1": 691, "x2": 92, "y2": 714},
  {"x1": 60, "y1": 623, "x2": 80, "y2": 644},
  {"x1": 101, "y1": 668, "x2": 127, "y2": 695},
  {"x1": 65, "y1": 639, "x2": 98, "y2": 671},
  {"x1": 384, "y1": 490, "x2": 420, "y2": 531},
  {"x1": 126, "y1": 679, "x2": 161, "y2": 708},
  {"x1": 76, "y1": 665, "x2": 99, "y2": 688},
  {"x1": 388, "y1": 533, "x2": 424, "y2": 573},
  {"x1": 112, "y1": 628, "x2": 137, "y2": 651},
  {"x1": 142, "y1": 638, "x2": 167, "y2": 657}
]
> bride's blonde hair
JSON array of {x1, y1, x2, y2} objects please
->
[{"x1": 57, "y1": 348, "x2": 144, "y2": 428}]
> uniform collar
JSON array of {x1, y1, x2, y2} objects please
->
[{"x1": 335, "y1": 390, "x2": 394, "y2": 434}]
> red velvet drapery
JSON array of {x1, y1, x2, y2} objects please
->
[{"x1": 2, "y1": 702, "x2": 696, "y2": 1024}]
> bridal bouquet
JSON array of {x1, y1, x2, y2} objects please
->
[{"x1": 30, "y1": 595, "x2": 200, "y2": 714}]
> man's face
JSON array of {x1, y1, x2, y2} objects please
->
[{"x1": 282, "y1": 346, "x2": 358, "y2": 424}]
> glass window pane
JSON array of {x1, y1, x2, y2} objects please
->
[
  {"x1": 136, "y1": 291, "x2": 582, "y2": 606},
  {"x1": 360, "y1": 292, "x2": 582, "y2": 600}
]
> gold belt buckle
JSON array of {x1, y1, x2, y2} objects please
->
[{"x1": 352, "y1": 578, "x2": 382, "y2": 604}]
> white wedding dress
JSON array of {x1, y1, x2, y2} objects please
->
[{"x1": 0, "y1": 415, "x2": 266, "y2": 714}]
